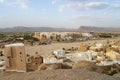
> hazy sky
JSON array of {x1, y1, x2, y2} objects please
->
[{"x1": 0, "y1": 0, "x2": 120, "y2": 28}]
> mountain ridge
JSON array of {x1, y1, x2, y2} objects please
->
[
  {"x1": 0, "y1": 26, "x2": 76, "y2": 32},
  {"x1": 0, "y1": 26, "x2": 120, "y2": 32},
  {"x1": 78, "y1": 26, "x2": 120, "y2": 32}
]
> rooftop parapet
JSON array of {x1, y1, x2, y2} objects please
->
[{"x1": 5, "y1": 43, "x2": 24, "y2": 47}]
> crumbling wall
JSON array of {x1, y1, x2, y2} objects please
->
[
  {"x1": 4, "y1": 45, "x2": 27, "y2": 72},
  {"x1": 27, "y1": 56, "x2": 43, "y2": 71},
  {"x1": 78, "y1": 45, "x2": 89, "y2": 52},
  {"x1": 106, "y1": 51, "x2": 117, "y2": 60}
]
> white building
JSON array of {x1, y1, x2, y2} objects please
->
[
  {"x1": 66, "y1": 51, "x2": 97, "y2": 62},
  {"x1": 43, "y1": 57, "x2": 63, "y2": 64},
  {"x1": 53, "y1": 50, "x2": 66, "y2": 58}
]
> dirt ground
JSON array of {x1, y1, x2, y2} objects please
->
[
  {"x1": 25, "y1": 38, "x2": 120, "y2": 57},
  {"x1": 0, "y1": 69, "x2": 119, "y2": 80},
  {"x1": 0, "y1": 38, "x2": 120, "y2": 79}
]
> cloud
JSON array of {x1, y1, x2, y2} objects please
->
[
  {"x1": 67, "y1": 4, "x2": 85, "y2": 10},
  {"x1": 0, "y1": 0, "x2": 5, "y2": 3},
  {"x1": 52, "y1": 0, "x2": 61, "y2": 5},
  {"x1": 66, "y1": 0, "x2": 90, "y2": 2},
  {"x1": 17, "y1": 0, "x2": 28, "y2": 8},
  {"x1": 52, "y1": 0, "x2": 90, "y2": 5},
  {"x1": 3, "y1": 0, "x2": 29, "y2": 9},
  {"x1": 59, "y1": 5, "x2": 65, "y2": 12},
  {"x1": 55, "y1": 0, "x2": 120, "y2": 12},
  {"x1": 52, "y1": 0, "x2": 57, "y2": 5},
  {"x1": 10, "y1": 0, "x2": 28, "y2": 9},
  {"x1": 58, "y1": 1, "x2": 111, "y2": 12},
  {"x1": 72, "y1": 15, "x2": 90, "y2": 20},
  {"x1": 113, "y1": 4, "x2": 120, "y2": 9},
  {"x1": 59, "y1": 3, "x2": 85, "y2": 12},
  {"x1": 86, "y1": 2, "x2": 109, "y2": 9}
]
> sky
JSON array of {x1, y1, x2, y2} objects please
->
[{"x1": 0, "y1": 0, "x2": 120, "y2": 28}]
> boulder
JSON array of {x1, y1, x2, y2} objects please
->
[{"x1": 72, "y1": 60, "x2": 112, "y2": 74}]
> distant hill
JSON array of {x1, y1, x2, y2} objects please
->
[
  {"x1": 1, "y1": 26, "x2": 120, "y2": 32},
  {"x1": 0, "y1": 26, "x2": 75, "y2": 32},
  {"x1": 78, "y1": 26, "x2": 120, "y2": 32}
]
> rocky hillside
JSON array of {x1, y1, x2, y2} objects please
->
[
  {"x1": 0, "y1": 26, "x2": 75, "y2": 32},
  {"x1": 0, "y1": 69, "x2": 119, "y2": 80},
  {"x1": 78, "y1": 26, "x2": 120, "y2": 32},
  {"x1": 1, "y1": 26, "x2": 120, "y2": 32}
]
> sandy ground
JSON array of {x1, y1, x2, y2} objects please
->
[
  {"x1": 0, "y1": 69, "x2": 119, "y2": 80},
  {"x1": 25, "y1": 38, "x2": 120, "y2": 57}
]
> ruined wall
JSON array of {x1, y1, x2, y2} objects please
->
[
  {"x1": 26, "y1": 56, "x2": 43, "y2": 71},
  {"x1": 90, "y1": 47, "x2": 106, "y2": 53},
  {"x1": 12, "y1": 46, "x2": 27, "y2": 72},
  {"x1": 34, "y1": 32, "x2": 40, "y2": 40},
  {"x1": 4, "y1": 46, "x2": 27, "y2": 72},
  {"x1": 78, "y1": 45, "x2": 89, "y2": 52},
  {"x1": 106, "y1": 51, "x2": 117, "y2": 60}
]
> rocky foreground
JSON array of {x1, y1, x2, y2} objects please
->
[{"x1": 0, "y1": 69, "x2": 119, "y2": 80}]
